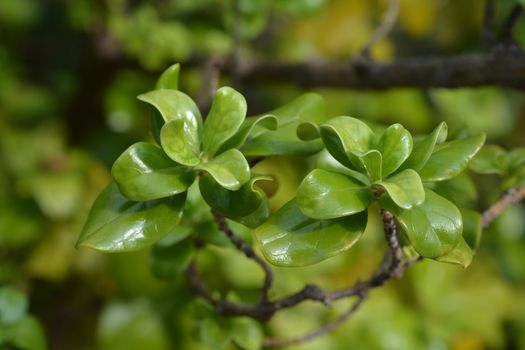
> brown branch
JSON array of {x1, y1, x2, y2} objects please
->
[
  {"x1": 360, "y1": 0, "x2": 400, "y2": 57},
  {"x1": 482, "y1": 187, "x2": 525, "y2": 228},
  {"x1": 211, "y1": 210, "x2": 274, "y2": 305},
  {"x1": 232, "y1": 49, "x2": 525, "y2": 91}
]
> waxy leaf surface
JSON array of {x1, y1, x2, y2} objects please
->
[
  {"x1": 196, "y1": 149, "x2": 250, "y2": 190},
  {"x1": 77, "y1": 182, "x2": 186, "y2": 252},
  {"x1": 160, "y1": 119, "x2": 201, "y2": 166},
  {"x1": 379, "y1": 169, "x2": 425, "y2": 209},
  {"x1": 255, "y1": 199, "x2": 367, "y2": 266},
  {"x1": 202, "y1": 87, "x2": 247, "y2": 157},
  {"x1": 155, "y1": 63, "x2": 180, "y2": 90},
  {"x1": 399, "y1": 122, "x2": 447, "y2": 171},
  {"x1": 419, "y1": 133, "x2": 485, "y2": 182},
  {"x1": 112, "y1": 142, "x2": 195, "y2": 201},
  {"x1": 382, "y1": 189, "x2": 462, "y2": 258},
  {"x1": 377, "y1": 124, "x2": 413, "y2": 176},
  {"x1": 297, "y1": 169, "x2": 372, "y2": 220}
]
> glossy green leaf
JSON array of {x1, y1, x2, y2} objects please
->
[
  {"x1": 320, "y1": 116, "x2": 374, "y2": 171},
  {"x1": 297, "y1": 169, "x2": 372, "y2": 220},
  {"x1": 138, "y1": 89, "x2": 202, "y2": 125},
  {"x1": 239, "y1": 93, "x2": 325, "y2": 156},
  {"x1": 0, "y1": 287, "x2": 27, "y2": 326},
  {"x1": 150, "y1": 109, "x2": 165, "y2": 146},
  {"x1": 202, "y1": 87, "x2": 247, "y2": 157},
  {"x1": 196, "y1": 149, "x2": 250, "y2": 190},
  {"x1": 382, "y1": 189, "x2": 462, "y2": 258},
  {"x1": 160, "y1": 119, "x2": 201, "y2": 166},
  {"x1": 508, "y1": 147, "x2": 525, "y2": 170},
  {"x1": 199, "y1": 174, "x2": 270, "y2": 227},
  {"x1": 419, "y1": 133, "x2": 486, "y2": 182},
  {"x1": 255, "y1": 199, "x2": 367, "y2": 266},
  {"x1": 461, "y1": 209, "x2": 482, "y2": 251},
  {"x1": 296, "y1": 121, "x2": 320, "y2": 141},
  {"x1": 77, "y1": 182, "x2": 186, "y2": 252},
  {"x1": 112, "y1": 142, "x2": 195, "y2": 201},
  {"x1": 434, "y1": 238, "x2": 472, "y2": 268},
  {"x1": 199, "y1": 317, "x2": 231, "y2": 350},
  {"x1": 2, "y1": 316, "x2": 46, "y2": 350},
  {"x1": 399, "y1": 122, "x2": 447, "y2": 171},
  {"x1": 316, "y1": 149, "x2": 370, "y2": 185},
  {"x1": 377, "y1": 124, "x2": 413, "y2": 176},
  {"x1": 379, "y1": 169, "x2": 425, "y2": 209},
  {"x1": 469, "y1": 145, "x2": 508, "y2": 175},
  {"x1": 231, "y1": 318, "x2": 263, "y2": 350},
  {"x1": 360, "y1": 149, "x2": 382, "y2": 181},
  {"x1": 148, "y1": 237, "x2": 194, "y2": 279},
  {"x1": 216, "y1": 114, "x2": 278, "y2": 153},
  {"x1": 433, "y1": 173, "x2": 477, "y2": 208},
  {"x1": 155, "y1": 63, "x2": 180, "y2": 90}
]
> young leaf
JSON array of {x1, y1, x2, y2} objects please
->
[
  {"x1": 202, "y1": 87, "x2": 247, "y2": 157},
  {"x1": 199, "y1": 174, "x2": 270, "y2": 227},
  {"x1": 399, "y1": 122, "x2": 447, "y2": 171},
  {"x1": 320, "y1": 116, "x2": 374, "y2": 171},
  {"x1": 155, "y1": 63, "x2": 180, "y2": 90},
  {"x1": 231, "y1": 318, "x2": 263, "y2": 350},
  {"x1": 255, "y1": 199, "x2": 367, "y2": 266},
  {"x1": 148, "y1": 237, "x2": 194, "y2": 279},
  {"x1": 316, "y1": 149, "x2": 370, "y2": 185},
  {"x1": 77, "y1": 182, "x2": 186, "y2": 252},
  {"x1": 199, "y1": 318, "x2": 231, "y2": 350},
  {"x1": 297, "y1": 169, "x2": 372, "y2": 220},
  {"x1": 196, "y1": 149, "x2": 250, "y2": 190},
  {"x1": 419, "y1": 133, "x2": 486, "y2": 182},
  {"x1": 377, "y1": 123, "x2": 413, "y2": 176},
  {"x1": 239, "y1": 93, "x2": 326, "y2": 156},
  {"x1": 160, "y1": 119, "x2": 201, "y2": 166},
  {"x1": 138, "y1": 90, "x2": 202, "y2": 126},
  {"x1": 378, "y1": 169, "x2": 425, "y2": 209},
  {"x1": 216, "y1": 114, "x2": 278, "y2": 153},
  {"x1": 468, "y1": 145, "x2": 508, "y2": 175},
  {"x1": 360, "y1": 149, "x2": 382, "y2": 181},
  {"x1": 434, "y1": 238, "x2": 473, "y2": 268},
  {"x1": 112, "y1": 142, "x2": 195, "y2": 201},
  {"x1": 381, "y1": 189, "x2": 462, "y2": 258}
]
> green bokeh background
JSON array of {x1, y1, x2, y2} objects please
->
[{"x1": 1, "y1": 0, "x2": 525, "y2": 349}]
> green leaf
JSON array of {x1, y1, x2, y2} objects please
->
[
  {"x1": 297, "y1": 169, "x2": 372, "y2": 220},
  {"x1": 381, "y1": 189, "x2": 462, "y2": 258},
  {"x1": 377, "y1": 124, "x2": 413, "y2": 176},
  {"x1": 434, "y1": 238, "x2": 472, "y2": 268},
  {"x1": 160, "y1": 119, "x2": 201, "y2": 166},
  {"x1": 433, "y1": 173, "x2": 477, "y2": 208},
  {"x1": 360, "y1": 149, "x2": 382, "y2": 181},
  {"x1": 0, "y1": 287, "x2": 28, "y2": 326},
  {"x1": 320, "y1": 116, "x2": 374, "y2": 171},
  {"x1": 77, "y1": 182, "x2": 186, "y2": 252},
  {"x1": 155, "y1": 63, "x2": 180, "y2": 90},
  {"x1": 199, "y1": 317, "x2": 231, "y2": 350},
  {"x1": 202, "y1": 87, "x2": 247, "y2": 157},
  {"x1": 3, "y1": 316, "x2": 47, "y2": 350},
  {"x1": 378, "y1": 169, "x2": 425, "y2": 209},
  {"x1": 199, "y1": 174, "x2": 270, "y2": 228},
  {"x1": 468, "y1": 145, "x2": 508, "y2": 175},
  {"x1": 316, "y1": 149, "x2": 370, "y2": 185},
  {"x1": 296, "y1": 121, "x2": 320, "y2": 141},
  {"x1": 138, "y1": 89, "x2": 202, "y2": 125},
  {"x1": 419, "y1": 133, "x2": 486, "y2": 182},
  {"x1": 461, "y1": 209, "x2": 482, "y2": 251},
  {"x1": 508, "y1": 147, "x2": 525, "y2": 170},
  {"x1": 231, "y1": 318, "x2": 263, "y2": 350},
  {"x1": 196, "y1": 149, "x2": 250, "y2": 191},
  {"x1": 239, "y1": 93, "x2": 326, "y2": 156},
  {"x1": 148, "y1": 237, "x2": 194, "y2": 279},
  {"x1": 255, "y1": 199, "x2": 367, "y2": 266},
  {"x1": 150, "y1": 109, "x2": 165, "y2": 146},
  {"x1": 112, "y1": 142, "x2": 195, "y2": 201},
  {"x1": 216, "y1": 114, "x2": 278, "y2": 153},
  {"x1": 399, "y1": 122, "x2": 447, "y2": 172}
]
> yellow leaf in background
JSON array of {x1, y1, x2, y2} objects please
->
[{"x1": 399, "y1": 0, "x2": 439, "y2": 38}]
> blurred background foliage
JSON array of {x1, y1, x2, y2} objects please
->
[{"x1": 1, "y1": 0, "x2": 525, "y2": 349}]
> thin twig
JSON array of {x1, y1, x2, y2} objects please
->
[
  {"x1": 262, "y1": 295, "x2": 367, "y2": 348},
  {"x1": 360, "y1": 0, "x2": 400, "y2": 57},
  {"x1": 212, "y1": 210, "x2": 274, "y2": 304},
  {"x1": 482, "y1": 0, "x2": 496, "y2": 49},
  {"x1": 482, "y1": 187, "x2": 525, "y2": 228},
  {"x1": 501, "y1": 5, "x2": 524, "y2": 43}
]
